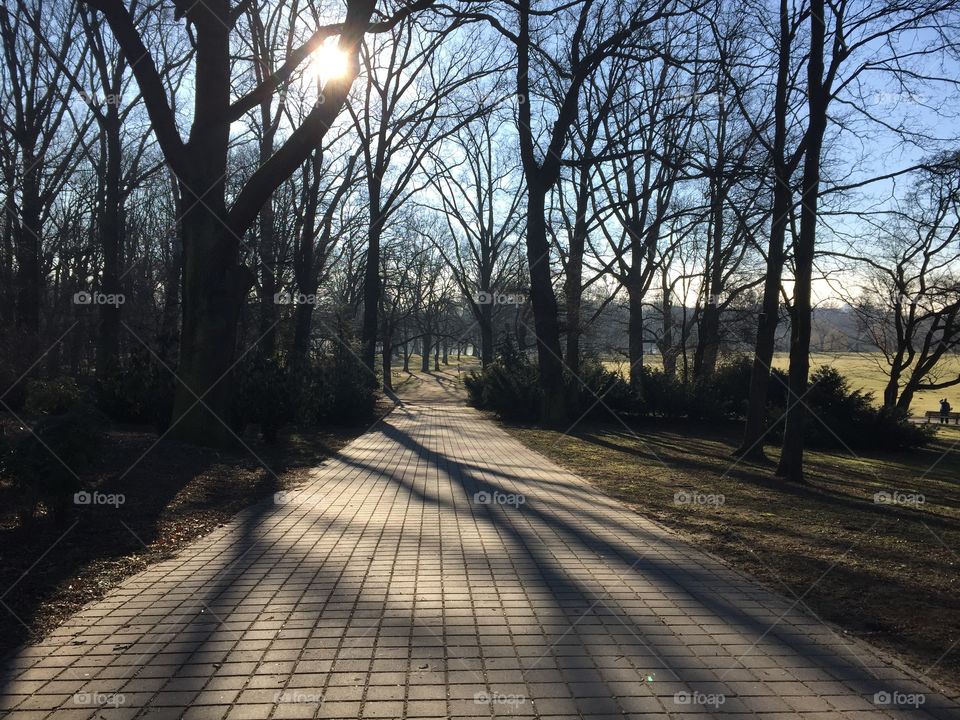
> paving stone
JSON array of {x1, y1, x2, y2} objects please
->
[{"x1": 0, "y1": 402, "x2": 955, "y2": 719}]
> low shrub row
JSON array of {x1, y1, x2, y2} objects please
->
[
  {"x1": 229, "y1": 351, "x2": 375, "y2": 440},
  {"x1": 16, "y1": 348, "x2": 376, "y2": 434},
  {"x1": 465, "y1": 353, "x2": 932, "y2": 451},
  {"x1": 0, "y1": 349, "x2": 376, "y2": 522}
]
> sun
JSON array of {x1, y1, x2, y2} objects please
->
[{"x1": 310, "y1": 41, "x2": 349, "y2": 84}]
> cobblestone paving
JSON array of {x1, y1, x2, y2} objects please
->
[{"x1": 1, "y1": 402, "x2": 957, "y2": 719}]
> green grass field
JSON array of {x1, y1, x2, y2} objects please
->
[{"x1": 604, "y1": 352, "x2": 960, "y2": 416}]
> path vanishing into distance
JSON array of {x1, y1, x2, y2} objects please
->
[{"x1": 1, "y1": 365, "x2": 958, "y2": 719}]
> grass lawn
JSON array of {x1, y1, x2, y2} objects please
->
[
  {"x1": 604, "y1": 352, "x2": 960, "y2": 416},
  {"x1": 505, "y1": 417, "x2": 960, "y2": 692}
]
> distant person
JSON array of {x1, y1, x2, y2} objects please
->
[{"x1": 940, "y1": 398, "x2": 952, "y2": 424}]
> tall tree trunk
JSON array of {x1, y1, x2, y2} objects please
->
[
  {"x1": 627, "y1": 276, "x2": 644, "y2": 388},
  {"x1": 564, "y1": 174, "x2": 589, "y2": 375},
  {"x1": 479, "y1": 301, "x2": 494, "y2": 366},
  {"x1": 883, "y1": 360, "x2": 904, "y2": 409},
  {"x1": 516, "y1": 0, "x2": 568, "y2": 424},
  {"x1": 256, "y1": 109, "x2": 279, "y2": 357},
  {"x1": 96, "y1": 111, "x2": 123, "y2": 377},
  {"x1": 421, "y1": 331, "x2": 431, "y2": 371},
  {"x1": 776, "y1": 0, "x2": 828, "y2": 482},
  {"x1": 361, "y1": 190, "x2": 383, "y2": 381},
  {"x1": 1, "y1": 183, "x2": 15, "y2": 330},
  {"x1": 526, "y1": 180, "x2": 566, "y2": 422},
  {"x1": 258, "y1": 197, "x2": 277, "y2": 357},
  {"x1": 660, "y1": 277, "x2": 677, "y2": 378},
  {"x1": 896, "y1": 383, "x2": 916, "y2": 413},
  {"x1": 381, "y1": 334, "x2": 393, "y2": 391},
  {"x1": 737, "y1": 0, "x2": 793, "y2": 459},
  {"x1": 15, "y1": 145, "x2": 42, "y2": 367},
  {"x1": 695, "y1": 185, "x2": 725, "y2": 378},
  {"x1": 291, "y1": 151, "x2": 324, "y2": 366},
  {"x1": 292, "y1": 303, "x2": 313, "y2": 362},
  {"x1": 158, "y1": 175, "x2": 182, "y2": 366},
  {"x1": 169, "y1": 182, "x2": 253, "y2": 445}
]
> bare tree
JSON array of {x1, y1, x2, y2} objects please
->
[
  {"x1": 78, "y1": 0, "x2": 431, "y2": 444},
  {"x1": 844, "y1": 158, "x2": 960, "y2": 411},
  {"x1": 471, "y1": 0, "x2": 688, "y2": 420},
  {"x1": 349, "y1": 11, "x2": 494, "y2": 380},
  {"x1": 0, "y1": 0, "x2": 87, "y2": 372},
  {"x1": 594, "y1": 30, "x2": 695, "y2": 388},
  {"x1": 777, "y1": 0, "x2": 960, "y2": 481},
  {"x1": 424, "y1": 111, "x2": 522, "y2": 366},
  {"x1": 718, "y1": 0, "x2": 808, "y2": 460}
]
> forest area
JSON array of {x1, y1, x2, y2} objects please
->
[
  {"x1": 3, "y1": 0, "x2": 960, "y2": 707},
  {"x1": 1, "y1": 0, "x2": 960, "y2": 498}
]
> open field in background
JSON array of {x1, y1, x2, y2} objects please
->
[
  {"x1": 506, "y1": 418, "x2": 960, "y2": 691},
  {"x1": 776, "y1": 353, "x2": 960, "y2": 415},
  {"x1": 399, "y1": 350, "x2": 960, "y2": 414},
  {"x1": 604, "y1": 352, "x2": 960, "y2": 416}
]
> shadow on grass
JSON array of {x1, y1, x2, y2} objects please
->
[{"x1": 507, "y1": 417, "x2": 960, "y2": 689}]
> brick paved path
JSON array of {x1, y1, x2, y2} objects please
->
[{"x1": 1, "y1": 401, "x2": 957, "y2": 719}]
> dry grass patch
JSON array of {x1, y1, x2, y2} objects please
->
[{"x1": 507, "y1": 418, "x2": 960, "y2": 692}]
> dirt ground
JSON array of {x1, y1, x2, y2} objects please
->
[{"x1": 0, "y1": 408, "x2": 387, "y2": 660}]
